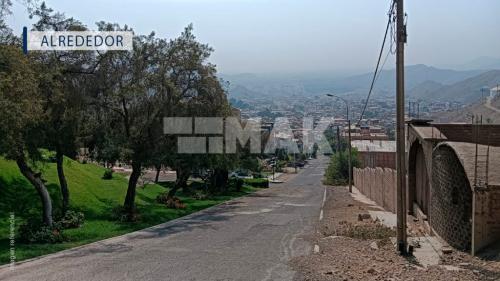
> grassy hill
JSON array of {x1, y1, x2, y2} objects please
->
[{"x1": 0, "y1": 157, "x2": 257, "y2": 264}]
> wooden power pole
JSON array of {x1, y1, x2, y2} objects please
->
[{"x1": 396, "y1": 0, "x2": 408, "y2": 255}]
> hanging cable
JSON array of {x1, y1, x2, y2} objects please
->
[{"x1": 356, "y1": 0, "x2": 396, "y2": 126}]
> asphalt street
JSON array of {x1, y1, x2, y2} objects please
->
[{"x1": 0, "y1": 157, "x2": 328, "y2": 281}]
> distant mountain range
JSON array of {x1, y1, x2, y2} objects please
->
[
  {"x1": 409, "y1": 70, "x2": 500, "y2": 103},
  {"x1": 223, "y1": 63, "x2": 500, "y2": 103}
]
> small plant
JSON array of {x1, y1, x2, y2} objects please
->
[
  {"x1": 339, "y1": 221, "x2": 395, "y2": 240},
  {"x1": 102, "y1": 168, "x2": 114, "y2": 180},
  {"x1": 156, "y1": 192, "x2": 186, "y2": 209},
  {"x1": 192, "y1": 190, "x2": 210, "y2": 200},
  {"x1": 18, "y1": 219, "x2": 66, "y2": 244},
  {"x1": 59, "y1": 210, "x2": 85, "y2": 229},
  {"x1": 230, "y1": 178, "x2": 244, "y2": 191}
]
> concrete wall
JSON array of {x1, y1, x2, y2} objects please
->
[{"x1": 354, "y1": 167, "x2": 397, "y2": 213}]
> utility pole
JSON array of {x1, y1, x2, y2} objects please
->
[{"x1": 396, "y1": 0, "x2": 408, "y2": 255}]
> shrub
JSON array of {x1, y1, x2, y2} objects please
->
[
  {"x1": 338, "y1": 221, "x2": 395, "y2": 240},
  {"x1": 156, "y1": 192, "x2": 186, "y2": 209},
  {"x1": 324, "y1": 149, "x2": 359, "y2": 185},
  {"x1": 18, "y1": 219, "x2": 65, "y2": 244},
  {"x1": 229, "y1": 178, "x2": 244, "y2": 191},
  {"x1": 252, "y1": 173, "x2": 266, "y2": 179},
  {"x1": 102, "y1": 168, "x2": 114, "y2": 180},
  {"x1": 59, "y1": 210, "x2": 85, "y2": 229},
  {"x1": 192, "y1": 190, "x2": 210, "y2": 200},
  {"x1": 243, "y1": 178, "x2": 269, "y2": 188}
]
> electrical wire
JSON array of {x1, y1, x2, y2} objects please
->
[{"x1": 356, "y1": 0, "x2": 396, "y2": 126}]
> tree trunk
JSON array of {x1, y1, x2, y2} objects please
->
[
  {"x1": 154, "y1": 164, "x2": 161, "y2": 184},
  {"x1": 123, "y1": 161, "x2": 141, "y2": 218},
  {"x1": 56, "y1": 149, "x2": 70, "y2": 214},
  {"x1": 210, "y1": 169, "x2": 229, "y2": 194},
  {"x1": 16, "y1": 157, "x2": 53, "y2": 226},
  {"x1": 216, "y1": 169, "x2": 229, "y2": 193},
  {"x1": 168, "y1": 168, "x2": 189, "y2": 199}
]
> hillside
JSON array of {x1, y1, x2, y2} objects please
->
[
  {"x1": 0, "y1": 157, "x2": 255, "y2": 264},
  {"x1": 334, "y1": 64, "x2": 484, "y2": 93},
  {"x1": 408, "y1": 80, "x2": 444, "y2": 99},
  {"x1": 224, "y1": 65, "x2": 486, "y2": 98},
  {"x1": 433, "y1": 96, "x2": 500, "y2": 124},
  {"x1": 419, "y1": 70, "x2": 500, "y2": 103}
]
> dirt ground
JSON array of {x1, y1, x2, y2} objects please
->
[{"x1": 290, "y1": 186, "x2": 500, "y2": 281}]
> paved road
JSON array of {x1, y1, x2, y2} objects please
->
[{"x1": 0, "y1": 157, "x2": 328, "y2": 281}]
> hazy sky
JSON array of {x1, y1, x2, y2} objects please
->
[{"x1": 7, "y1": 0, "x2": 500, "y2": 74}]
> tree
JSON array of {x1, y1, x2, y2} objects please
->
[
  {"x1": 324, "y1": 148, "x2": 359, "y2": 186},
  {"x1": 30, "y1": 3, "x2": 95, "y2": 213},
  {"x1": 91, "y1": 23, "x2": 170, "y2": 219},
  {"x1": 0, "y1": 45, "x2": 54, "y2": 226},
  {"x1": 160, "y1": 24, "x2": 233, "y2": 198}
]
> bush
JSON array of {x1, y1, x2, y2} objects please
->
[
  {"x1": 252, "y1": 173, "x2": 266, "y2": 179},
  {"x1": 229, "y1": 177, "x2": 244, "y2": 191},
  {"x1": 192, "y1": 190, "x2": 210, "y2": 200},
  {"x1": 18, "y1": 219, "x2": 65, "y2": 244},
  {"x1": 156, "y1": 192, "x2": 186, "y2": 209},
  {"x1": 102, "y1": 168, "x2": 113, "y2": 180},
  {"x1": 324, "y1": 149, "x2": 359, "y2": 185},
  {"x1": 59, "y1": 210, "x2": 85, "y2": 229},
  {"x1": 243, "y1": 178, "x2": 269, "y2": 188}
]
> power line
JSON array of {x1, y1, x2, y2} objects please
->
[{"x1": 357, "y1": 0, "x2": 396, "y2": 126}]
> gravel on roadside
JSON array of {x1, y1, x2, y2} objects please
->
[{"x1": 290, "y1": 186, "x2": 500, "y2": 281}]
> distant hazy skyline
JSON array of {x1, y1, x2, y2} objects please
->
[{"x1": 7, "y1": 0, "x2": 500, "y2": 74}]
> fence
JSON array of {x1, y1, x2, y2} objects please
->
[{"x1": 353, "y1": 167, "x2": 397, "y2": 213}]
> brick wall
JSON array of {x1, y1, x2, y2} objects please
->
[
  {"x1": 353, "y1": 167, "x2": 397, "y2": 213},
  {"x1": 472, "y1": 187, "x2": 500, "y2": 254},
  {"x1": 431, "y1": 146, "x2": 473, "y2": 251},
  {"x1": 358, "y1": 151, "x2": 396, "y2": 169}
]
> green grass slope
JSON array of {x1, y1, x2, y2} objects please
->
[{"x1": 0, "y1": 157, "x2": 256, "y2": 264}]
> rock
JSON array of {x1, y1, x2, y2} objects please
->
[
  {"x1": 370, "y1": 241, "x2": 379, "y2": 250},
  {"x1": 313, "y1": 244, "x2": 320, "y2": 253},
  {"x1": 441, "y1": 246, "x2": 453, "y2": 254},
  {"x1": 358, "y1": 213, "x2": 371, "y2": 221}
]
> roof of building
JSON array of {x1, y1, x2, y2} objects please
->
[
  {"x1": 437, "y1": 142, "x2": 500, "y2": 188},
  {"x1": 351, "y1": 140, "x2": 396, "y2": 153},
  {"x1": 411, "y1": 125, "x2": 448, "y2": 141}
]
